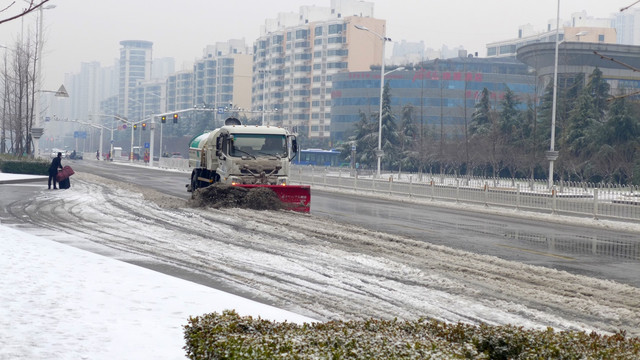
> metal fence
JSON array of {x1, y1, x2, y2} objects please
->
[{"x1": 291, "y1": 166, "x2": 640, "y2": 223}]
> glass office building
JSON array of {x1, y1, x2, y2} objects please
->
[{"x1": 330, "y1": 57, "x2": 537, "y2": 143}]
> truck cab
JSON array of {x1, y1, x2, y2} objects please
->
[{"x1": 188, "y1": 118, "x2": 298, "y2": 191}]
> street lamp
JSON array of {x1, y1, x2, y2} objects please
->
[
  {"x1": 546, "y1": 0, "x2": 561, "y2": 190},
  {"x1": 31, "y1": 4, "x2": 57, "y2": 158},
  {"x1": 546, "y1": 25, "x2": 588, "y2": 189},
  {"x1": 354, "y1": 24, "x2": 392, "y2": 178}
]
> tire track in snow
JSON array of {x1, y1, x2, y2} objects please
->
[{"x1": 6, "y1": 173, "x2": 640, "y2": 336}]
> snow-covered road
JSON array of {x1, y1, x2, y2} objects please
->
[{"x1": 8, "y1": 172, "x2": 640, "y2": 336}]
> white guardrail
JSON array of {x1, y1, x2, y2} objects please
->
[{"x1": 289, "y1": 166, "x2": 640, "y2": 223}]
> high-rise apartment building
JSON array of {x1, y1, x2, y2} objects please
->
[
  {"x1": 119, "y1": 40, "x2": 153, "y2": 118},
  {"x1": 151, "y1": 57, "x2": 175, "y2": 81},
  {"x1": 614, "y1": 8, "x2": 640, "y2": 45},
  {"x1": 166, "y1": 70, "x2": 194, "y2": 112},
  {"x1": 252, "y1": 0, "x2": 383, "y2": 140},
  {"x1": 129, "y1": 80, "x2": 165, "y2": 122},
  {"x1": 194, "y1": 40, "x2": 252, "y2": 121}
]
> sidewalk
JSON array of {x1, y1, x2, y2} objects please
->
[
  {"x1": 0, "y1": 172, "x2": 316, "y2": 360},
  {"x1": 0, "y1": 173, "x2": 47, "y2": 185}
]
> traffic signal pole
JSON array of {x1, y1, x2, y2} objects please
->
[
  {"x1": 149, "y1": 116, "x2": 155, "y2": 167},
  {"x1": 151, "y1": 107, "x2": 216, "y2": 165}
]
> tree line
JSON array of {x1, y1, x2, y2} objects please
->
[
  {"x1": 343, "y1": 68, "x2": 640, "y2": 185},
  {"x1": 1, "y1": 0, "x2": 51, "y2": 156},
  {"x1": 1, "y1": 35, "x2": 39, "y2": 156}
]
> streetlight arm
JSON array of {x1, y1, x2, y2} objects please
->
[{"x1": 354, "y1": 24, "x2": 389, "y2": 41}]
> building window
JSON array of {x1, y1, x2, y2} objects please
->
[
  {"x1": 598, "y1": 34, "x2": 605, "y2": 42},
  {"x1": 315, "y1": 26, "x2": 323, "y2": 36},
  {"x1": 498, "y1": 44, "x2": 516, "y2": 55},
  {"x1": 328, "y1": 24, "x2": 342, "y2": 34},
  {"x1": 296, "y1": 29, "x2": 308, "y2": 39}
]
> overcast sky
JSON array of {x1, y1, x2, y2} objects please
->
[{"x1": 0, "y1": 0, "x2": 636, "y2": 90}]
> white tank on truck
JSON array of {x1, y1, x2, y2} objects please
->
[{"x1": 187, "y1": 117, "x2": 310, "y2": 211}]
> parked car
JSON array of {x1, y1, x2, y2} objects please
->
[{"x1": 50, "y1": 149, "x2": 68, "y2": 158}]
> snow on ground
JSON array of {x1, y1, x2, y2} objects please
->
[
  {"x1": 0, "y1": 174, "x2": 315, "y2": 360},
  {"x1": 2, "y1": 171, "x2": 640, "y2": 359}
]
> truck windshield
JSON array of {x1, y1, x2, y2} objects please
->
[{"x1": 230, "y1": 134, "x2": 287, "y2": 158}]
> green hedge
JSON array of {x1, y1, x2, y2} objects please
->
[
  {"x1": 183, "y1": 310, "x2": 640, "y2": 359},
  {"x1": 0, "y1": 156, "x2": 49, "y2": 175}
]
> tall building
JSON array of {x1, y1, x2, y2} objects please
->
[
  {"x1": 118, "y1": 40, "x2": 153, "y2": 118},
  {"x1": 129, "y1": 80, "x2": 165, "y2": 122},
  {"x1": 194, "y1": 40, "x2": 252, "y2": 124},
  {"x1": 252, "y1": 0, "x2": 383, "y2": 140},
  {"x1": 390, "y1": 40, "x2": 425, "y2": 65},
  {"x1": 152, "y1": 57, "x2": 175, "y2": 81},
  {"x1": 166, "y1": 70, "x2": 194, "y2": 112},
  {"x1": 614, "y1": 8, "x2": 640, "y2": 45}
]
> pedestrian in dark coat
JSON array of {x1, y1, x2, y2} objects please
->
[{"x1": 48, "y1": 152, "x2": 63, "y2": 189}]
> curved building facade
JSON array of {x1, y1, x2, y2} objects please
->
[{"x1": 516, "y1": 42, "x2": 640, "y2": 99}]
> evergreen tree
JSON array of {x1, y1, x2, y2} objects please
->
[
  {"x1": 351, "y1": 110, "x2": 377, "y2": 168},
  {"x1": 470, "y1": 88, "x2": 491, "y2": 136},
  {"x1": 399, "y1": 104, "x2": 418, "y2": 172},
  {"x1": 585, "y1": 67, "x2": 610, "y2": 123},
  {"x1": 523, "y1": 98, "x2": 539, "y2": 179},
  {"x1": 563, "y1": 89, "x2": 598, "y2": 180},
  {"x1": 380, "y1": 81, "x2": 400, "y2": 171},
  {"x1": 536, "y1": 80, "x2": 554, "y2": 152},
  {"x1": 498, "y1": 87, "x2": 524, "y2": 178},
  {"x1": 498, "y1": 87, "x2": 520, "y2": 134},
  {"x1": 599, "y1": 97, "x2": 640, "y2": 183}
]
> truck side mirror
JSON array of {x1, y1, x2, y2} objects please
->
[
  {"x1": 215, "y1": 136, "x2": 222, "y2": 157},
  {"x1": 290, "y1": 137, "x2": 298, "y2": 160}
]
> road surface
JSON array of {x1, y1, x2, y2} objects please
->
[{"x1": 3, "y1": 160, "x2": 640, "y2": 336}]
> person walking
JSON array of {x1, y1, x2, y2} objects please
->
[
  {"x1": 96, "y1": 149, "x2": 100, "y2": 160},
  {"x1": 48, "y1": 152, "x2": 63, "y2": 189}
]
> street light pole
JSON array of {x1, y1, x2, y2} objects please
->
[
  {"x1": 149, "y1": 116, "x2": 155, "y2": 167},
  {"x1": 354, "y1": 24, "x2": 391, "y2": 178},
  {"x1": 31, "y1": 4, "x2": 56, "y2": 159},
  {"x1": 547, "y1": 0, "x2": 561, "y2": 190}
]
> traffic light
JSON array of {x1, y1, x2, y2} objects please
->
[
  {"x1": 173, "y1": 113, "x2": 178, "y2": 123},
  {"x1": 161, "y1": 115, "x2": 166, "y2": 124},
  {"x1": 133, "y1": 124, "x2": 138, "y2": 131},
  {"x1": 142, "y1": 123, "x2": 147, "y2": 131}
]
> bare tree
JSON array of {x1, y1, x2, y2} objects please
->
[
  {"x1": 0, "y1": 0, "x2": 51, "y2": 26},
  {"x1": 1, "y1": 33, "x2": 37, "y2": 155}
]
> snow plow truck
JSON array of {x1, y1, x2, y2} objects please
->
[{"x1": 186, "y1": 117, "x2": 310, "y2": 212}]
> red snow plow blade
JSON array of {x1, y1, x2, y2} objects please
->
[{"x1": 234, "y1": 184, "x2": 311, "y2": 212}]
